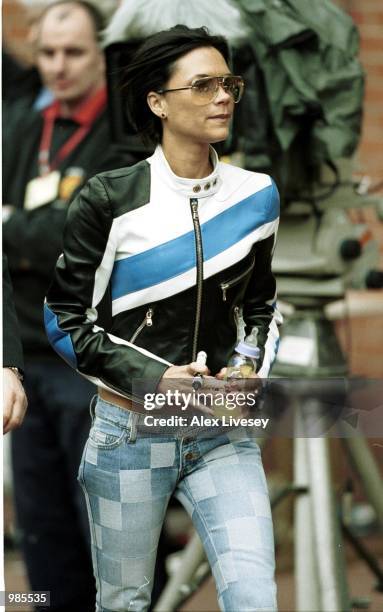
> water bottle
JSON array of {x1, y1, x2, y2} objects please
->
[
  {"x1": 214, "y1": 331, "x2": 260, "y2": 419},
  {"x1": 226, "y1": 329, "x2": 260, "y2": 379}
]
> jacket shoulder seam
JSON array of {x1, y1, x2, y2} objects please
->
[
  {"x1": 94, "y1": 160, "x2": 149, "y2": 182},
  {"x1": 91, "y1": 174, "x2": 113, "y2": 216},
  {"x1": 94, "y1": 174, "x2": 112, "y2": 208}
]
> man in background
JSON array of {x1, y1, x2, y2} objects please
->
[
  {"x1": 3, "y1": 255, "x2": 28, "y2": 435},
  {"x1": 2, "y1": 2, "x2": 143, "y2": 609},
  {"x1": 3, "y1": 0, "x2": 119, "y2": 108}
]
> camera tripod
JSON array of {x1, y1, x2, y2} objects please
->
[{"x1": 153, "y1": 302, "x2": 383, "y2": 612}]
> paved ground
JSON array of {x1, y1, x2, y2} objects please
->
[{"x1": 4, "y1": 534, "x2": 383, "y2": 611}]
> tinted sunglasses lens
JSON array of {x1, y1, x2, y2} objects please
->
[
  {"x1": 224, "y1": 77, "x2": 244, "y2": 102},
  {"x1": 193, "y1": 78, "x2": 218, "y2": 103},
  {"x1": 192, "y1": 76, "x2": 244, "y2": 104}
]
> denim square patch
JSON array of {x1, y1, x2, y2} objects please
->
[
  {"x1": 98, "y1": 497, "x2": 123, "y2": 531},
  {"x1": 150, "y1": 442, "x2": 176, "y2": 468},
  {"x1": 120, "y1": 469, "x2": 152, "y2": 503}
]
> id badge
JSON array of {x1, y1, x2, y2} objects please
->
[{"x1": 24, "y1": 170, "x2": 61, "y2": 211}]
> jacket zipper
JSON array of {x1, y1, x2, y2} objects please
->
[
  {"x1": 190, "y1": 198, "x2": 204, "y2": 361},
  {"x1": 220, "y1": 256, "x2": 255, "y2": 301},
  {"x1": 233, "y1": 305, "x2": 242, "y2": 343},
  {"x1": 100, "y1": 307, "x2": 154, "y2": 407},
  {"x1": 129, "y1": 308, "x2": 153, "y2": 343},
  {"x1": 234, "y1": 305, "x2": 240, "y2": 326}
]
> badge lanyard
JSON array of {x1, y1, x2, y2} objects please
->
[
  {"x1": 38, "y1": 87, "x2": 107, "y2": 177},
  {"x1": 38, "y1": 111, "x2": 91, "y2": 176}
]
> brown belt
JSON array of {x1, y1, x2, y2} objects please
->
[{"x1": 98, "y1": 387, "x2": 135, "y2": 412}]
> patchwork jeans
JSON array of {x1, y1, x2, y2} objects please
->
[{"x1": 78, "y1": 397, "x2": 277, "y2": 612}]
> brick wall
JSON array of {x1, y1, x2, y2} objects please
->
[
  {"x1": 2, "y1": 0, "x2": 35, "y2": 66},
  {"x1": 334, "y1": 0, "x2": 383, "y2": 182}
]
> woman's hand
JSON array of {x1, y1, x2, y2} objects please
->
[
  {"x1": 158, "y1": 362, "x2": 214, "y2": 415},
  {"x1": 162, "y1": 361, "x2": 210, "y2": 379},
  {"x1": 215, "y1": 367, "x2": 260, "y2": 380},
  {"x1": 215, "y1": 367, "x2": 261, "y2": 417}
]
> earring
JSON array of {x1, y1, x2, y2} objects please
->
[{"x1": 161, "y1": 112, "x2": 166, "y2": 118}]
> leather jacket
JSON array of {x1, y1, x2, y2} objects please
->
[{"x1": 45, "y1": 145, "x2": 282, "y2": 403}]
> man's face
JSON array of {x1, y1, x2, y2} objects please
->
[{"x1": 37, "y1": 3, "x2": 105, "y2": 104}]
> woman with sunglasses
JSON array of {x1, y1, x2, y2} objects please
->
[{"x1": 45, "y1": 25, "x2": 281, "y2": 611}]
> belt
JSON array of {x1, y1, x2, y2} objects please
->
[{"x1": 98, "y1": 388, "x2": 137, "y2": 412}]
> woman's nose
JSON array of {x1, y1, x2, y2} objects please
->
[{"x1": 214, "y1": 83, "x2": 232, "y2": 104}]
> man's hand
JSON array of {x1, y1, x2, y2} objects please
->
[
  {"x1": 2, "y1": 205, "x2": 16, "y2": 224},
  {"x1": 3, "y1": 368, "x2": 28, "y2": 434}
]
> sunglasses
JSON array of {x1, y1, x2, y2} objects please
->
[{"x1": 157, "y1": 75, "x2": 245, "y2": 105}]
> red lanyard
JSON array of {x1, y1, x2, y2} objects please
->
[
  {"x1": 38, "y1": 87, "x2": 107, "y2": 176},
  {"x1": 38, "y1": 116, "x2": 90, "y2": 176}
]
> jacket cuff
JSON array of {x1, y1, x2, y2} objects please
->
[{"x1": 135, "y1": 358, "x2": 171, "y2": 399}]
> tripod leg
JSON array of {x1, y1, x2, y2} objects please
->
[
  {"x1": 294, "y1": 432, "x2": 321, "y2": 611},
  {"x1": 153, "y1": 531, "x2": 206, "y2": 612},
  {"x1": 306, "y1": 435, "x2": 351, "y2": 611},
  {"x1": 341, "y1": 435, "x2": 383, "y2": 528}
]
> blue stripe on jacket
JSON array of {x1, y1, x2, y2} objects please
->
[
  {"x1": 44, "y1": 304, "x2": 78, "y2": 368},
  {"x1": 111, "y1": 183, "x2": 277, "y2": 300}
]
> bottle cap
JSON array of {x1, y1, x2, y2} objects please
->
[{"x1": 235, "y1": 341, "x2": 260, "y2": 360}]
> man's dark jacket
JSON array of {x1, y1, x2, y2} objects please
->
[
  {"x1": 3, "y1": 104, "x2": 148, "y2": 358},
  {"x1": 3, "y1": 254, "x2": 24, "y2": 371}
]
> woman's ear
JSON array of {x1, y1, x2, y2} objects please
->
[{"x1": 147, "y1": 91, "x2": 167, "y2": 119}]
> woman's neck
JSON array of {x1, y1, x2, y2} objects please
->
[{"x1": 161, "y1": 133, "x2": 213, "y2": 179}]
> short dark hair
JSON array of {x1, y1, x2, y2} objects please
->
[
  {"x1": 123, "y1": 25, "x2": 230, "y2": 145},
  {"x1": 40, "y1": 1, "x2": 106, "y2": 42}
]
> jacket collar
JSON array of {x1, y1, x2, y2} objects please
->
[
  {"x1": 43, "y1": 86, "x2": 107, "y2": 125},
  {"x1": 150, "y1": 144, "x2": 221, "y2": 199}
]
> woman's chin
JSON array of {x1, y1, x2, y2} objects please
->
[{"x1": 207, "y1": 127, "x2": 231, "y2": 144}]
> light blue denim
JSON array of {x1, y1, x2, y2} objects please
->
[{"x1": 78, "y1": 397, "x2": 277, "y2": 612}]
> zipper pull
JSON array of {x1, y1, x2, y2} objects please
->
[
  {"x1": 146, "y1": 308, "x2": 153, "y2": 326},
  {"x1": 190, "y1": 198, "x2": 199, "y2": 220}
]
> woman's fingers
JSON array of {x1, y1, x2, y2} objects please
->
[
  {"x1": 162, "y1": 363, "x2": 210, "y2": 379},
  {"x1": 187, "y1": 361, "x2": 210, "y2": 377},
  {"x1": 215, "y1": 367, "x2": 227, "y2": 380}
]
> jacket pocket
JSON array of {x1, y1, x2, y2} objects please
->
[
  {"x1": 220, "y1": 256, "x2": 255, "y2": 302},
  {"x1": 129, "y1": 307, "x2": 154, "y2": 343}
]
